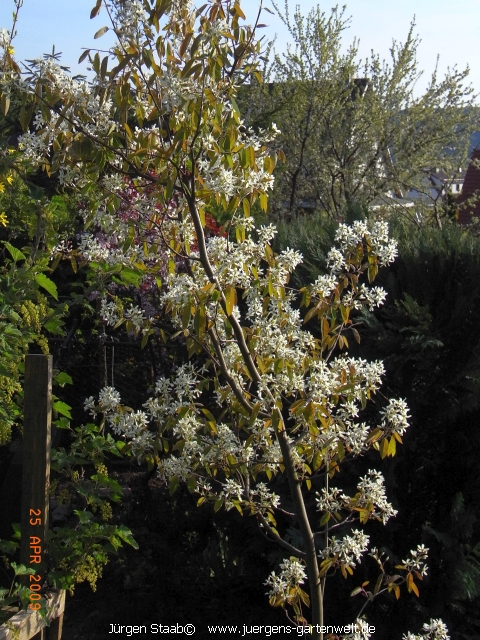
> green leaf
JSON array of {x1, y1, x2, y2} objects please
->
[
  {"x1": 4, "y1": 242, "x2": 26, "y2": 262},
  {"x1": 27, "y1": 183, "x2": 44, "y2": 200},
  {"x1": 115, "y1": 525, "x2": 139, "y2": 549},
  {"x1": 119, "y1": 267, "x2": 142, "y2": 286},
  {"x1": 11, "y1": 562, "x2": 36, "y2": 576},
  {"x1": 169, "y1": 476, "x2": 179, "y2": 496},
  {"x1": 194, "y1": 306, "x2": 206, "y2": 337},
  {"x1": 182, "y1": 304, "x2": 192, "y2": 329},
  {"x1": 388, "y1": 436, "x2": 397, "y2": 457},
  {"x1": 249, "y1": 402, "x2": 261, "y2": 427},
  {"x1": 4, "y1": 324, "x2": 23, "y2": 337},
  {"x1": 320, "y1": 512, "x2": 330, "y2": 526},
  {"x1": 312, "y1": 450, "x2": 323, "y2": 471},
  {"x1": 35, "y1": 273, "x2": 58, "y2": 300},
  {"x1": 224, "y1": 286, "x2": 237, "y2": 316},
  {"x1": 0, "y1": 363, "x2": 12, "y2": 378},
  {"x1": 52, "y1": 417, "x2": 71, "y2": 430},
  {"x1": 380, "y1": 437, "x2": 389, "y2": 459},
  {"x1": 19, "y1": 104, "x2": 33, "y2": 131},
  {"x1": 201, "y1": 407, "x2": 216, "y2": 423},
  {"x1": 74, "y1": 509, "x2": 94, "y2": 523},
  {"x1": 53, "y1": 401, "x2": 72, "y2": 419},
  {"x1": 259, "y1": 192, "x2": 268, "y2": 212},
  {"x1": 44, "y1": 318, "x2": 64, "y2": 335}
]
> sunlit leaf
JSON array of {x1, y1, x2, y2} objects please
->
[
  {"x1": 94, "y1": 26, "x2": 109, "y2": 39},
  {"x1": 35, "y1": 273, "x2": 58, "y2": 300}
]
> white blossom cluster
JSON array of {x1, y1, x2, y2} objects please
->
[
  {"x1": 77, "y1": 214, "x2": 412, "y2": 503},
  {"x1": 316, "y1": 471, "x2": 397, "y2": 525},
  {"x1": 310, "y1": 273, "x2": 338, "y2": 299},
  {"x1": 218, "y1": 479, "x2": 281, "y2": 514},
  {"x1": 380, "y1": 397, "x2": 410, "y2": 436},
  {"x1": 99, "y1": 299, "x2": 148, "y2": 333},
  {"x1": 251, "y1": 482, "x2": 281, "y2": 512},
  {"x1": 100, "y1": 300, "x2": 122, "y2": 327},
  {"x1": 401, "y1": 544, "x2": 429, "y2": 578},
  {"x1": 12, "y1": 58, "x2": 117, "y2": 165},
  {"x1": 357, "y1": 284, "x2": 387, "y2": 311},
  {"x1": 83, "y1": 386, "x2": 154, "y2": 459},
  {"x1": 402, "y1": 619, "x2": 450, "y2": 640},
  {"x1": 264, "y1": 558, "x2": 307, "y2": 600},
  {"x1": 319, "y1": 529, "x2": 370, "y2": 571},
  {"x1": 124, "y1": 304, "x2": 146, "y2": 331},
  {"x1": 342, "y1": 617, "x2": 449, "y2": 640},
  {"x1": 196, "y1": 119, "x2": 280, "y2": 198},
  {"x1": 354, "y1": 470, "x2": 398, "y2": 524},
  {"x1": 314, "y1": 221, "x2": 396, "y2": 311},
  {"x1": 220, "y1": 478, "x2": 244, "y2": 508},
  {"x1": 110, "y1": 0, "x2": 147, "y2": 42},
  {"x1": 334, "y1": 220, "x2": 398, "y2": 266}
]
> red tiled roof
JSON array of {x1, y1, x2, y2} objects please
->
[{"x1": 457, "y1": 148, "x2": 480, "y2": 224}]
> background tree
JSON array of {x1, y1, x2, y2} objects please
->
[{"x1": 237, "y1": 2, "x2": 479, "y2": 225}]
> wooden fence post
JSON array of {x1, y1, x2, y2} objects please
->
[{"x1": 19, "y1": 355, "x2": 53, "y2": 640}]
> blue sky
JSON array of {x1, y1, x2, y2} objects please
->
[{"x1": 0, "y1": 0, "x2": 477, "y2": 96}]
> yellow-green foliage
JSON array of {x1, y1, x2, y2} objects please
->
[
  {"x1": 0, "y1": 161, "x2": 76, "y2": 248},
  {"x1": 0, "y1": 292, "x2": 52, "y2": 445}
]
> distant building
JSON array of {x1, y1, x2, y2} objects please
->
[{"x1": 457, "y1": 148, "x2": 480, "y2": 224}]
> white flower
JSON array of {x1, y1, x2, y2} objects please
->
[
  {"x1": 124, "y1": 304, "x2": 146, "y2": 330},
  {"x1": 83, "y1": 396, "x2": 96, "y2": 416},
  {"x1": 311, "y1": 274, "x2": 338, "y2": 299},
  {"x1": 98, "y1": 387, "x2": 121, "y2": 413},
  {"x1": 100, "y1": 300, "x2": 121, "y2": 326},
  {"x1": 380, "y1": 397, "x2": 410, "y2": 436},
  {"x1": 264, "y1": 558, "x2": 307, "y2": 599},
  {"x1": 358, "y1": 284, "x2": 387, "y2": 310},
  {"x1": 221, "y1": 479, "x2": 244, "y2": 509},
  {"x1": 327, "y1": 247, "x2": 346, "y2": 272},
  {"x1": 355, "y1": 470, "x2": 398, "y2": 524},
  {"x1": 251, "y1": 482, "x2": 281, "y2": 512},
  {"x1": 316, "y1": 487, "x2": 346, "y2": 514},
  {"x1": 401, "y1": 544, "x2": 429, "y2": 577}
]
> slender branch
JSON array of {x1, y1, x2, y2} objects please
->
[{"x1": 257, "y1": 512, "x2": 306, "y2": 559}]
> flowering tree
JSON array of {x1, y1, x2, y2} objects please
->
[{"x1": 1, "y1": 1, "x2": 449, "y2": 637}]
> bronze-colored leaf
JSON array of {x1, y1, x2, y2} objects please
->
[
  {"x1": 90, "y1": 0, "x2": 102, "y2": 19},
  {"x1": 94, "y1": 26, "x2": 109, "y2": 39}
]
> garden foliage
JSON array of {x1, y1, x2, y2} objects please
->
[{"x1": 0, "y1": 1, "x2": 461, "y2": 638}]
